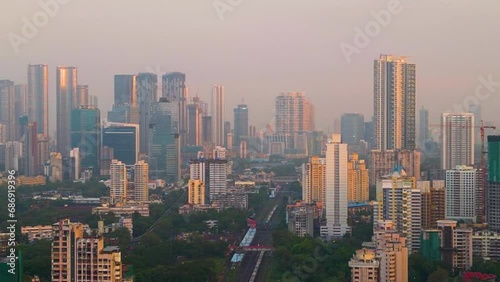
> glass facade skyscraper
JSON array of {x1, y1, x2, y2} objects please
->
[{"x1": 71, "y1": 106, "x2": 101, "y2": 173}]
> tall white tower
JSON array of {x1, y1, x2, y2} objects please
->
[
  {"x1": 211, "y1": 85, "x2": 225, "y2": 146},
  {"x1": 321, "y1": 134, "x2": 350, "y2": 240},
  {"x1": 441, "y1": 113, "x2": 475, "y2": 170}
]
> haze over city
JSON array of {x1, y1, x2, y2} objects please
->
[
  {"x1": 3, "y1": 1, "x2": 500, "y2": 282},
  {"x1": 2, "y1": 0, "x2": 500, "y2": 135}
]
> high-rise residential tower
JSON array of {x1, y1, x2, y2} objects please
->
[
  {"x1": 28, "y1": 64, "x2": 49, "y2": 136},
  {"x1": 445, "y1": 165, "x2": 482, "y2": 223},
  {"x1": 302, "y1": 156, "x2": 326, "y2": 204},
  {"x1": 441, "y1": 113, "x2": 474, "y2": 170},
  {"x1": 321, "y1": 134, "x2": 350, "y2": 240},
  {"x1": 275, "y1": 92, "x2": 314, "y2": 135},
  {"x1": 56, "y1": 66, "x2": 77, "y2": 156},
  {"x1": 134, "y1": 160, "x2": 149, "y2": 203},
  {"x1": 110, "y1": 159, "x2": 127, "y2": 205},
  {"x1": 375, "y1": 168, "x2": 421, "y2": 253},
  {"x1": 373, "y1": 55, "x2": 416, "y2": 151},
  {"x1": 233, "y1": 104, "x2": 249, "y2": 147},
  {"x1": 211, "y1": 85, "x2": 225, "y2": 146},
  {"x1": 347, "y1": 153, "x2": 369, "y2": 203}
]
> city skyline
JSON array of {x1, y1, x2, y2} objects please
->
[{"x1": 2, "y1": 1, "x2": 500, "y2": 135}]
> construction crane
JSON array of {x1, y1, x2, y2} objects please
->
[{"x1": 429, "y1": 120, "x2": 496, "y2": 223}]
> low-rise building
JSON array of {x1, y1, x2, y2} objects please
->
[
  {"x1": 21, "y1": 225, "x2": 53, "y2": 241},
  {"x1": 92, "y1": 204, "x2": 149, "y2": 217},
  {"x1": 18, "y1": 175, "x2": 46, "y2": 186}
]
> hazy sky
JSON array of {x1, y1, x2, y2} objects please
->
[{"x1": 1, "y1": 0, "x2": 500, "y2": 137}]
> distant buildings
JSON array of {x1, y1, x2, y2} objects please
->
[
  {"x1": 419, "y1": 107, "x2": 429, "y2": 149},
  {"x1": 71, "y1": 106, "x2": 100, "y2": 173},
  {"x1": 341, "y1": 113, "x2": 364, "y2": 152},
  {"x1": 233, "y1": 104, "x2": 249, "y2": 148},
  {"x1": 275, "y1": 92, "x2": 314, "y2": 135},
  {"x1": 102, "y1": 123, "x2": 139, "y2": 165},
  {"x1": 56, "y1": 66, "x2": 77, "y2": 156},
  {"x1": 0, "y1": 80, "x2": 15, "y2": 142},
  {"x1": 211, "y1": 85, "x2": 225, "y2": 146},
  {"x1": 28, "y1": 64, "x2": 49, "y2": 136},
  {"x1": 136, "y1": 72, "x2": 157, "y2": 155}
]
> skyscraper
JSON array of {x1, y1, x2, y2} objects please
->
[
  {"x1": 56, "y1": 66, "x2": 77, "y2": 156},
  {"x1": 150, "y1": 98, "x2": 178, "y2": 181},
  {"x1": 134, "y1": 160, "x2": 149, "y2": 203},
  {"x1": 233, "y1": 104, "x2": 249, "y2": 147},
  {"x1": 302, "y1": 156, "x2": 326, "y2": 204},
  {"x1": 14, "y1": 84, "x2": 28, "y2": 140},
  {"x1": 102, "y1": 123, "x2": 139, "y2": 165},
  {"x1": 110, "y1": 159, "x2": 127, "y2": 205},
  {"x1": 76, "y1": 85, "x2": 89, "y2": 107},
  {"x1": 211, "y1": 85, "x2": 225, "y2": 146},
  {"x1": 341, "y1": 113, "x2": 364, "y2": 145},
  {"x1": 441, "y1": 113, "x2": 474, "y2": 170},
  {"x1": 275, "y1": 92, "x2": 314, "y2": 135},
  {"x1": 28, "y1": 64, "x2": 48, "y2": 136},
  {"x1": 136, "y1": 73, "x2": 157, "y2": 155},
  {"x1": 187, "y1": 98, "x2": 202, "y2": 146},
  {"x1": 114, "y1": 74, "x2": 137, "y2": 106},
  {"x1": 0, "y1": 80, "x2": 15, "y2": 141},
  {"x1": 373, "y1": 55, "x2": 416, "y2": 151},
  {"x1": 321, "y1": 135, "x2": 350, "y2": 240},
  {"x1": 24, "y1": 122, "x2": 39, "y2": 176},
  {"x1": 71, "y1": 106, "x2": 101, "y2": 173},
  {"x1": 487, "y1": 136, "x2": 500, "y2": 232},
  {"x1": 419, "y1": 107, "x2": 429, "y2": 148},
  {"x1": 162, "y1": 72, "x2": 187, "y2": 146}
]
